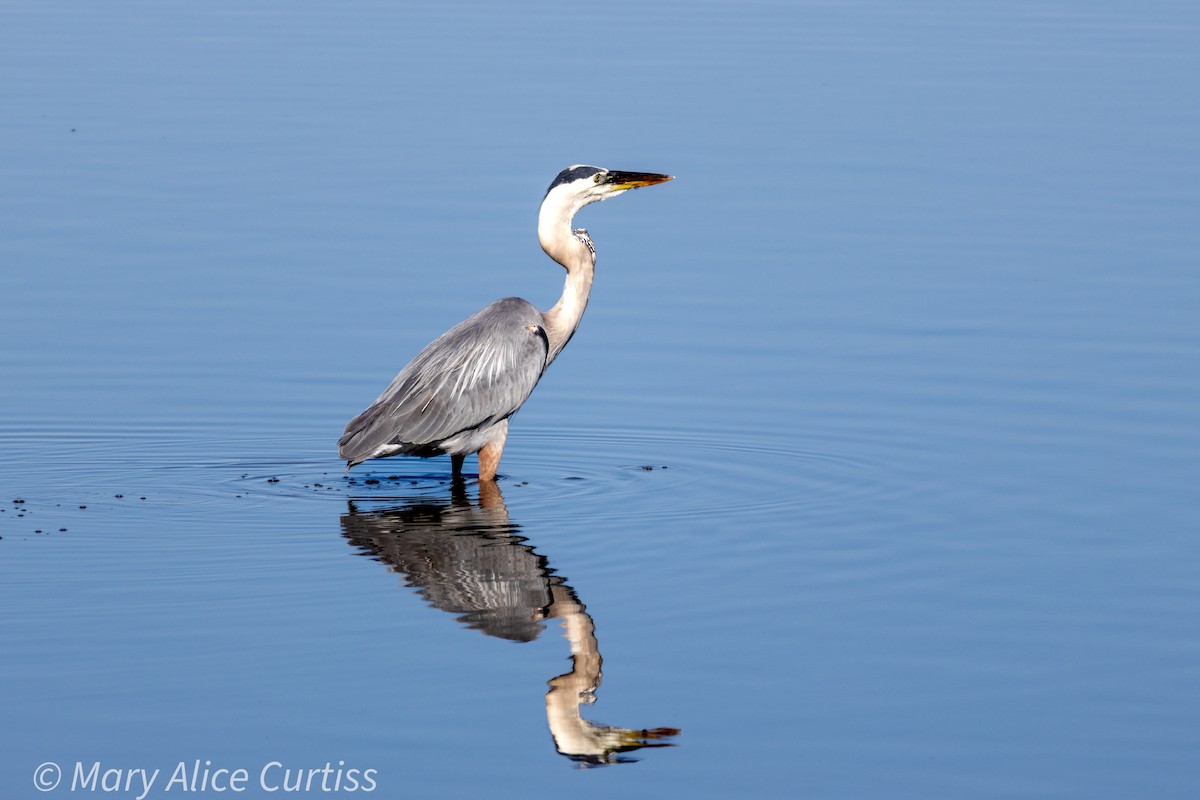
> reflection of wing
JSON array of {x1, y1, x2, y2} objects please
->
[
  {"x1": 340, "y1": 490, "x2": 553, "y2": 642},
  {"x1": 339, "y1": 297, "x2": 549, "y2": 464}
]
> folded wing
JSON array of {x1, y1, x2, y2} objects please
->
[{"x1": 339, "y1": 297, "x2": 550, "y2": 466}]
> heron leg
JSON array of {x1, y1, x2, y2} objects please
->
[
  {"x1": 451, "y1": 453, "x2": 465, "y2": 477},
  {"x1": 477, "y1": 420, "x2": 509, "y2": 482}
]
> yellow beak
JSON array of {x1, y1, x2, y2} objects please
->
[{"x1": 605, "y1": 171, "x2": 675, "y2": 191}]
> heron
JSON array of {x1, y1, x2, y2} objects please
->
[{"x1": 339, "y1": 165, "x2": 673, "y2": 481}]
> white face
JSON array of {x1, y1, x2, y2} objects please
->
[
  {"x1": 545, "y1": 165, "x2": 613, "y2": 204},
  {"x1": 541, "y1": 167, "x2": 618, "y2": 220}
]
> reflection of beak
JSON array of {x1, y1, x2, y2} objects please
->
[
  {"x1": 605, "y1": 171, "x2": 674, "y2": 191},
  {"x1": 615, "y1": 726, "x2": 681, "y2": 750}
]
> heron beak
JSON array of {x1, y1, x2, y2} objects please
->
[{"x1": 605, "y1": 171, "x2": 674, "y2": 191}]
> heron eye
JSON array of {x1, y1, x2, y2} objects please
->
[{"x1": 593, "y1": 174, "x2": 603, "y2": 184}]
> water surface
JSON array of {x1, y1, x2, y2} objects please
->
[{"x1": 3, "y1": 1, "x2": 1199, "y2": 798}]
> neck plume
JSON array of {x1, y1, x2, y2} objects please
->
[{"x1": 538, "y1": 197, "x2": 597, "y2": 365}]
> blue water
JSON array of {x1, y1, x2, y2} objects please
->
[{"x1": 3, "y1": 1, "x2": 1199, "y2": 798}]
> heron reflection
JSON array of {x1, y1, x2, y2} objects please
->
[{"x1": 339, "y1": 481, "x2": 679, "y2": 765}]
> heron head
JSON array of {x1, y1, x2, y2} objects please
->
[
  {"x1": 543, "y1": 165, "x2": 673, "y2": 211},
  {"x1": 537, "y1": 165, "x2": 673, "y2": 268}
]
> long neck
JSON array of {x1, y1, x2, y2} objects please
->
[{"x1": 538, "y1": 199, "x2": 596, "y2": 365}]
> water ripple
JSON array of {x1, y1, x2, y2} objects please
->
[{"x1": 0, "y1": 423, "x2": 903, "y2": 534}]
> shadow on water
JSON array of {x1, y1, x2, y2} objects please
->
[{"x1": 338, "y1": 480, "x2": 680, "y2": 766}]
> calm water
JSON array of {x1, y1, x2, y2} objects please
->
[{"x1": 3, "y1": 1, "x2": 1199, "y2": 798}]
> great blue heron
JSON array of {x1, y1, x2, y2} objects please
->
[{"x1": 339, "y1": 165, "x2": 673, "y2": 480}]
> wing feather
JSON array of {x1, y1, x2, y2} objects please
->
[{"x1": 339, "y1": 298, "x2": 549, "y2": 465}]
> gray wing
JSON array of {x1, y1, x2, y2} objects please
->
[{"x1": 339, "y1": 297, "x2": 549, "y2": 465}]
